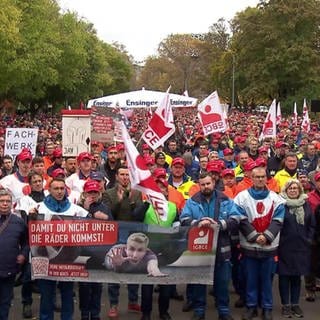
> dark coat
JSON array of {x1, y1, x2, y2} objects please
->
[
  {"x1": 278, "y1": 202, "x2": 315, "y2": 276},
  {"x1": 0, "y1": 214, "x2": 29, "y2": 278}
]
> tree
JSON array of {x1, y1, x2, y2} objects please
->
[{"x1": 229, "y1": 0, "x2": 320, "y2": 109}]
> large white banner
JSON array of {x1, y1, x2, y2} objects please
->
[
  {"x1": 4, "y1": 128, "x2": 38, "y2": 160},
  {"x1": 87, "y1": 89, "x2": 198, "y2": 109}
]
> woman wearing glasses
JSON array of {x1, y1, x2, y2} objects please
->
[{"x1": 278, "y1": 179, "x2": 315, "y2": 318}]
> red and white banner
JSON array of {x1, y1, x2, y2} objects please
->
[
  {"x1": 259, "y1": 99, "x2": 277, "y2": 140},
  {"x1": 276, "y1": 102, "x2": 282, "y2": 125},
  {"x1": 301, "y1": 99, "x2": 310, "y2": 132},
  {"x1": 293, "y1": 102, "x2": 298, "y2": 126},
  {"x1": 197, "y1": 91, "x2": 227, "y2": 136},
  {"x1": 121, "y1": 122, "x2": 169, "y2": 221},
  {"x1": 141, "y1": 87, "x2": 175, "y2": 150}
]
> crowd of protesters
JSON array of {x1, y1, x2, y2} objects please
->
[{"x1": 0, "y1": 107, "x2": 320, "y2": 320}]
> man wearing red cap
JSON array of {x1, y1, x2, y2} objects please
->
[
  {"x1": 153, "y1": 168, "x2": 185, "y2": 214},
  {"x1": 47, "y1": 148, "x2": 63, "y2": 177},
  {"x1": 78, "y1": 179, "x2": 112, "y2": 320},
  {"x1": 35, "y1": 178, "x2": 88, "y2": 320},
  {"x1": 221, "y1": 169, "x2": 237, "y2": 199},
  {"x1": 167, "y1": 157, "x2": 195, "y2": 200},
  {"x1": 65, "y1": 152, "x2": 94, "y2": 194},
  {"x1": 141, "y1": 144, "x2": 152, "y2": 157},
  {"x1": 0, "y1": 150, "x2": 33, "y2": 203},
  {"x1": 234, "y1": 161, "x2": 257, "y2": 196},
  {"x1": 139, "y1": 177, "x2": 179, "y2": 320}
]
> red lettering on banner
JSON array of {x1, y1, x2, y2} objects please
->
[
  {"x1": 29, "y1": 220, "x2": 118, "y2": 246},
  {"x1": 144, "y1": 129, "x2": 160, "y2": 146},
  {"x1": 48, "y1": 264, "x2": 89, "y2": 278}
]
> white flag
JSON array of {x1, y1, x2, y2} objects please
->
[
  {"x1": 293, "y1": 102, "x2": 298, "y2": 126},
  {"x1": 276, "y1": 102, "x2": 282, "y2": 125},
  {"x1": 141, "y1": 87, "x2": 175, "y2": 150},
  {"x1": 197, "y1": 91, "x2": 227, "y2": 136},
  {"x1": 301, "y1": 99, "x2": 310, "y2": 132},
  {"x1": 121, "y1": 122, "x2": 168, "y2": 221},
  {"x1": 259, "y1": 99, "x2": 277, "y2": 140}
]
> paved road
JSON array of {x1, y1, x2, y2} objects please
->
[{"x1": 9, "y1": 281, "x2": 320, "y2": 319}]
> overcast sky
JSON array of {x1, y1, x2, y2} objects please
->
[{"x1": 58, "y1": 0, "x2": 259, "y2": 61}]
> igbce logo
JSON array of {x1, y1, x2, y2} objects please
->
[{"x1": 188, "y1": 227, "x2": 214, "y2": 252}]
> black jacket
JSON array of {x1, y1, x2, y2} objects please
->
[{"x1": 0, "y1": 214, "x2": 29, "y2": 277}]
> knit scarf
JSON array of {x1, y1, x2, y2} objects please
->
[{"x1": 281, "y1": 193, "x2": 307, "y2": 225}]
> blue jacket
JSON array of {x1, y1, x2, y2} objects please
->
[
  {"x1": 180, "y1": 190, "x2": 240, "y2": 262},
  {"x1": 0, "y1": 214, "x2": 29, "y2": 278}
]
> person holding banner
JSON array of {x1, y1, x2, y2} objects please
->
[
  {"x1": 34, "y1": 178, "x2": 88, "y2": 320},
  {"x1": 139, "y1": 177, "x2": 179, "y2": 320},
  {"x1": 180, "y1": 171, "x2": 239, "y2": 320},
  {"x1": 78, "y1": 179, "x2": 113, "y2": 320}
]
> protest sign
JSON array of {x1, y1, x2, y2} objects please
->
[
  {"x1": 61, "y1": 110, "x2": 91, "y2": 156},
  {"x1": 30, "y1": 217, "x2": 218, "y2": 285},
  {"x1": 4, "y1": 128, "x2": 38, "y2": 159}
]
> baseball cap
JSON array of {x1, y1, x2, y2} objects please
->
[
  {"x1": 258, "y1": 146, "x2": 268, "y2": 154},
  {"x1": 244, "y1": 161, "x2": 258, "y2": 171},
  {"x1": 52, "y1": 148, "x2": 63, "y2": 158},
  {"x1": 223, "y1": 148, "x2": 234, "y2": 156},
  {"x1": 314, "y1": 171, "x2": 320, "y2": 181},
  {"x1": 17, "y1": 150, "x2": 32, "y2": 161},
  {"x1": 206, "y1": 161, "x2": 221, "y2": 173},
  {"x1": 155, "y1": 178, "x2": 168, "y2": 188},
  {"x1": 142, "y1": 143, "x2": 150, "y2": 150},
  {"x1": 275, "y1": 141, "x2": 286, "y2": 148},
  {"x1": 116, "y1": 144, "x2": 124, "y2": 151},
  {"x1": 90, "y1": 171, "x2": 104, "y2": 181},
  {"x1": 77, "y1": 152, "x2": 93, "y2": 163},
  {"x1": 107, "y1": 145, "x2": 117, "y2": 153},
  {"x1": 91, "y1": 140, "x2": 99, "y2": 146},
  {"x1": 171, "y1": 157, "x2": 185, "y2": 167},
  {"x1": 255, "y1": 158, "x2": 267, "y2": 167},
  {"x1": 83, "y1": 179, "x2": 101, "y2": 193},
  {"x1": 221, "y1": 169, "x2": 235, "y2": 177},
  {"x1": 51, "y1": 168, "x2": 66, "y2": 178},
  {"x1": 153, "y1": 168, "x2": 167, "y2": 179},
  {"x1": 144, "y1": 156, "x2": 155, "y2": 165}
]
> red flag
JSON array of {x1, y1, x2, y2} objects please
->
[
  {"x1": 142, "y1": 87, "x2": 175, "y2": 150},
  {"x1": 121, "y1": 122, "x2": 168, "y2": 221}
]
